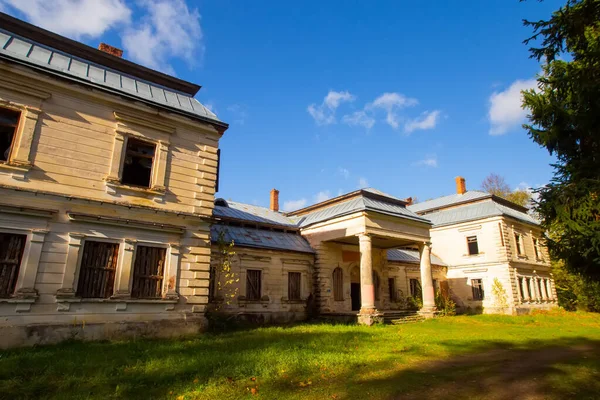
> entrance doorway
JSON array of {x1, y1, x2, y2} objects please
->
[{"x1": 350, "y1": 266, "x2": 361, "y2": 311}]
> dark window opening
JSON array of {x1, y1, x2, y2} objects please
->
[
  {"x1": 388, "y1": 278, "x2": 397, "y2": 301},
  {"x1": 471, "y1": 278, "x2": 484, "y2": 300},
  {"x1": 288, "y1": 272, "x2": 301, "y2": 300},
  {"x1": 76, "y1": 241, "x2": 119, "y2": 298},
  {"x1": 0, "y1": 108, "x2": 20, "y2": 162},
  {"x1": 0, "y1": 233, "x2": 27, "y2": 297},
  {"x1": 515, "y1": 233, "x2": 523, "y2": 255},
  {"x1": 121, "y1": 138, "x2": 156, "y2": 188},
  {"x1": 131, "y1": 246, "x2": 166, "y2": 299},
  {"x1": 246, "y1": 269, "x2": 261, "y2": 300},
  {"x1": 333, "y1": 267, "x2": 343, "y2": 301},
  {"x1": 373, "y1": 271, "x2": 380, "y2": 301},
  {"x1": 410, "y1": 278, "x2": 422, "y2": 299},
  {"x1": 467, "y1": 236, "x2": 479, "y2": 255},
  {"x1": 533, "y1": 238, "x2": 541, "y2": 259}
]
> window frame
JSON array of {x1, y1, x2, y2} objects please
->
[
  {"x1": 120, "y1": 137, "x2": 157, "y2": 189},
  {"x1": 245, "y1": 269, "x2": 262, "y2": 301},
  {"x1": 466, "y1": 235, "x2": 479, "y2": 256},
  {"x1": 0, "y1": 232, "x2": 27, "y2": 298},
  {"x1": 131, "y1": 244, "x2": 168, "y2": 299},
  {"x1": 287, "y1": 271, "x2": 302, "y2": 301},
  {"x1": 75, "y1": 239, "x2": 120, "y2": 299},
  {"x1": 0, "y1": 107, "x2": 21, "y2": 164},
  {"x1": 409, "y1": 278, "x2": 422, "y2": 299},
  {"x1": 332, "y1": 267, "x2": 344, "y2": 301},
  {"x1": 471, "y1": 278, "x2": 484, "y2": 301},
  {"x1": 514, "y1": 233, "x2": 524, "y2": 256}
]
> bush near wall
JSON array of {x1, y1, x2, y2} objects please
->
[{"x1": 552, "y1": 260, "x2": 600, "y2": 312}]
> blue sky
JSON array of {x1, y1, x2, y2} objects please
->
[{"x1": 0, "y1": 0, "x2": 562, "y2": 210}]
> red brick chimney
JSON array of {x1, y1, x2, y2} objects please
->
[
  {"x1": 455, "y1": 176, "x2": 467, "y2": 195},
  {"x1": 98, "y1": 43, "x2": 123, "y2": 58},
  {"x1": 405, "y1": 197, "x2": 413, "y2": 205},
  {"x1": 270, "y1": 189, "x2": 280, "y2": 212}
]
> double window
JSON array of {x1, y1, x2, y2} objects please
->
[
  {"x1": 0, "y1": 108, "x2": 20, "y2": 163},
  {"x1": 0, "y1": 233, "x2": 27, "y2": 298},
  {"x1": 466, "y1": 236, "x2": 479, "y2": 255},
  {"x1": 471, "y1": 279, "x2": 484, "y2": 300}
]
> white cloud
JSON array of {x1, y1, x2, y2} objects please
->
[
  {"x1": 0, "y1": 0, "x2": 131, "y2": 39},
  {"x1": 405, "y1": 110, "x2": 441, "y2": 133},
  {"x1": 358, "y1": 177, "x2": 369, "y2": 188},
  {"x1": 338, "y1": 167, "x2": 350, "y2": 179},
  {"x1": 121, "y1": 0, "x2": 203, "y2": 73},
  {"x1": 307, "y1": 90, "x2": 355, "y2": 125},
  {"x1": 412, "y1": 154, "x2": 438, "y2": 168},
  {"x1": 313, "y1": 191, "x2": 331, "y2": 203},
  {"x1": 226, "y1": 104, "x2": 248, "y2": 125},
  {"x1": 283, "y1": 198, "x2": 307, "y2": 212},
  {"x1": 367, "y1": 92, "x2": 418, "y2": 129},
  {"x1": 342, "y1": 110, "x2": 376, "y2": 129},
  {"x1": 488, "y1": 79, "x2": 537, "y2": 135}
]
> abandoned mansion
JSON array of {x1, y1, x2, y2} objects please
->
[{"x1": 0, "y1": 14, "x2": 557, "y2": 347}]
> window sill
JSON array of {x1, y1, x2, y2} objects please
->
[
  {"x1": 55, "y1": 297, "x2": 178, "y2": 304},
  {"x1": 0, "y1": 297, "x2": 36, "y2": 304},
  {"x1": 0, "y1": 161, "x2": 31, "y2": 181},
  {"x1": 281, "y1": 298, "x2": 307, "y2": 304},
  {"x1": 105, "y1": 179, "x2": 166, "y2": 199}
]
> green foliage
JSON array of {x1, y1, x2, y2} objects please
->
[
  {"x1": 522, "y1": 0, "x2": 600, "y2": 281},
  {"x1": 406, "y1": 296, "x2": 422, "y2": 310},
  {"x1": 434, "y1": 290, "x2": 456, "y2": 316},
  {"x1": 210, "y1": 230, "x2": 238, "y2": 310},
  {"x1": 552, "y1": 259, "x2": 600, "y2": 312},
  {"x1": 491, "y1": 278, "x2": 509, "y2": 310},
  {"x1": 480, "y1": 173, "x2": 532, "y2": 207}
]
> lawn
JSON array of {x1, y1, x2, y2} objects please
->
[{"x1": 1, "y1": 310, "x2": 600, "y2": 400}]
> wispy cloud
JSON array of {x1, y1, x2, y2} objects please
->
[
  {"x1": 405, "y1": 110, "x2": 441, "y2": 133},
  {"x1": 366, "y1": 92, "x2": 418, "y2": 129},
  {"x1": 338, "y1": 167, "x2": 350, "y2": 179},
  {"x1": 488, "y1": 78, "x2": 537, "y2": 135},
  {"x1": 283, "y1": 198, "x2": 307, "y2": 212},
  {"x1": 341, "y1": 110, "x2": 376, "y2": 130},
  {"x1": 412, "y1": 154, "x2": 438, "y2": 168},
  {"x1": 307, "y1": 90, "x2": 355, "y2": 125}
]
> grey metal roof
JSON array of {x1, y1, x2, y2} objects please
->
[
  {"x1": 212, "y1": 224, "x2": 314, "y2": 254},
  {"x1": 297, "y1": 195, "x2": 429, "y2": 228},
  {"x1": 0, "y1": 29, "x2": 222, "y2": 125},
  {"x1": 424, "y1": 199, "x2": 540, "y2": 227},
  {"x1": 387, "y1": 249, "x2": 446, "y2": 266},
  {"x1": 213, "y1": 201, "x2": 300, "y2": 227},
  {"x1": 408, "y1": 191, "x2": 490, "y2": 213}
]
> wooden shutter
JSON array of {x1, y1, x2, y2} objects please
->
[
  {"x1": 0, "y1": 233, "x2": 26, "y2": 298},
  {"x1": 288, "y1": 272, "x2": 301, "y2": 300},
  {"x1": 333, "y1": 267, "x2": 343, "y2": 301},
  {"x1": 246, "y1": 270, "x2": 261, "y2": 300},
  {"x1": 76, "y1": 241, "x2": 119, "y2": 298},
  {"x1": 131, "y1": 246, "x2": 167, "y2": 299}
]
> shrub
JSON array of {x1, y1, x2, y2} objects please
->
[{"x1": 435, "y1": 291, "x2": 456, "y2": 316}]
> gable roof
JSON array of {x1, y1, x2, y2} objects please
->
[
  {"x1": 423, "y1": 199, "x2": 539, "y2": 227},
  {"x1": 407, "y1": 191, "x2": 491, "y2": 213},
  {"x1": 213, "y1": 201, "x2": 299, "y2": 228},
  {"x1": 0, "y1": 20, "x2": 227, "y2": 131}
]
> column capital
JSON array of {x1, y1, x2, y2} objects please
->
[{"x1": 358, "y1": 233, "x2": 373, "y2": 241}]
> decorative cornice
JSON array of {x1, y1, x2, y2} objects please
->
[{"x1": 67, "y1": 212, "x2": 186, "y2": 234}]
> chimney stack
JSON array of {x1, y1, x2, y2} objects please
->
[
  {"x1": 98, "y1": 43, "x2": 123, "y2": 58},
  {"x1": 270, "y1": 189, "x2": 280, "y2": 212},
  {"x1": 455, "y1": 176, "x2": 466, "y2": 195},
  {"x1": 405, "y1": 197, "x2": 413, "y2": 205}
]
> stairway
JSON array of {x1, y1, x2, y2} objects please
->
[{"x1": 383, "y1": 310, "x2": 425, "y2": 325}]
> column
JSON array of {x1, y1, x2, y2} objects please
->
[
  {"x1": 357, "y1": 234, "x2": 380, "y2": 325},
  {"x1": 56, "y1": 233, "x2": 85, "y2": 298},
  {"x1": 419, "y1": 242, "x2": 437, "y2": 317}
]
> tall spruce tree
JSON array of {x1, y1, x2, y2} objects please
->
[{"x1": 522, "y1": 0, "x2": 600, "y2": 280}]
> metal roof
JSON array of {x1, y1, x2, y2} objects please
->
[
  {"x1": 212, "y1": 224, "x2": 314, "y2": 254},
  {"x1": 213, "y1": 201, "x2": 300, "y2": 227},
  {"x1": 0, "y1": 29, "x2": 223, "y2": 126},
  {"x1": 424, "y1": 199, "x2": 540, "y2": 227},
  {"x1": 407, "y1": 191, "x2": 490, "y2": 213},
  {"x1": 387, "y1": 249, "x2": 446, "y2": 266}
]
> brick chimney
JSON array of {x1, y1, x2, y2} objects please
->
[
  {"x1": 98, "y1": 43, "x2": 123, "y2": 58},
  {"x1": 270, "y1": 189, "x2": 280, "y2": 212},
  {"x1": 405, "y1": 197, "x2": 413, "y2": 205},
  {"x1": 455, "y1": 176, "x2": 466, "y2": 195}
]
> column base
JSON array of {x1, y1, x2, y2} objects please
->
[
  {"x1": 357, "y1": 308, "x2": 383, "y2": 326},
  {"x1": 418, "y1": 306, "x2": 437, "y2": 319}
]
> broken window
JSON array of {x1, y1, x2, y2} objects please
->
[
  {"x1": 471, "y1": 278, "x2": 484, "y2": 300},
  {"x1": 467, "y1": 236, "x2": 479, "y2": 255},
  {"x1": 0, "y1": 108, "x2": 20, "y2": 162},
  {"x1": 332, "y1": 267, "x2": 343, "y2": 301},
  {"x1": 131, "y1": 246, "x2": 167, "y2": 299},
  {"x1": 288, "y1": 272, "x2": 301, "y2": 300},
  {"x1": 76, "y1": 241, "x2": 119, "y2": 298},
  {"x1": 0, "y1": 233, "x2": 27, "y2": 297},
  {"x1": 246, "y1": 269, "x2": 261, "y2": 301},
  {"x1": 121, "y1": 138, "x2": 156, "y2": 188}
]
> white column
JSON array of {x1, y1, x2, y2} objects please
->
[
  {"x1": 56, "y1": 233, "x2": 85, "y2": 298},
  {"x1": 419, "y1": 242, "x2": 436, "y2": 315},
  {"x1": 358, "y1": 234, "x2": 375, "y2": 312}
]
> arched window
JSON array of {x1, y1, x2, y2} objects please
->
[
  {"x1": 333, "y1": 267, "x2": 343, "y2": 301},
  {"x1": 373, "y1": 271, "x2": 380, "y2": 301}
]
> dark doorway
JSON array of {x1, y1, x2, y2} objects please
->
[{"x1": 351, "y1": 283, "x2": 361, "y2": 311}]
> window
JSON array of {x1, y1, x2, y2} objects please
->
[
  {"x1": 498, "y1": 223, "x2": 505, "y2": 246},
  {"x1": 533, "y1": 238, "x2": 542, "y2": 259},
  {"x1": 121, "y1": 138, "x2": 156, "y2": 188},
  {"x1": 514, "y1": 233, "x2": 524, "y2": 256},
  {"x1": 526, "y1": 278, "x2": 533, "y2": 299},
  {"x1": 0, "y1": 108, "x2": 20, "y2": 162},
  {"x1": 518, "y1": 277, "x2": 525, "y2": 300},
  {"x1": 545, "y1": 279, "x2": 552, "y2": 299},
  {"x1": 131, "y1": 246, "x2": 167, "y2": 299},
  {"x1": 537, "y1": 279, "x2": 544, "y2": 299},
  {"x1": 0, "y1": 233, "x2": 27, "y2": 297},
  {"x1": 471, "y1": 279, "x2": 484, "y2": 300},
  {"x1": 409, "y1": 278, "x2": 422, "y2": 299},
  {"x1": 332, "y1": 267, "x2": 343, "y2": 301},
  {"x1": 467, "y1": 236, "x2": 479, "y2": 255},
  {"x1": 246, "y1": 269, "x2": 262, "y2": 301},
  {"x1": 388, "y1": 278, "x2": 397, "y2": 302},
  {"x1": 373, "y1": 272, "x2": 380, "y2": 301},
  {"x1": 76, "y1": 241, "x2": 119, "y2": 298},
  {"x1": 288, "y1": 272, "x2": 301, "y2": 301}
]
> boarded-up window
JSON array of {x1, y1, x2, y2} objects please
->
[
  {"x1": 131, "y1": 246, "x2": 166, "y2": 299},
  {"x1": 467, "y1": 236, "x2": 479, "y2": 255},
  {"x1": 410, "y1": 278, "x2": 421, "y2": 299},
  {"x1": 0, "y1": 233, "x2": 26, "y2": 298},
  {"x1": 76, "y1": 241, "x2": 119, "y2": 298},
  {"x1": 388, "y1": 278, "x2": 397, "y2": 301},
  {"x1": 246, "y1": 269, "x2": 261, "y2": 300},
  {"x1": 471, "y1": 279, "x2": 484, "y2": 300},
  {"x1": 122, "y1": 138, "x2": 156, "y2": 188},
  {"x1": 288, "y1": 272, "x2": 301, "y2": 300},
  {"x1": 332, "y1": 267, "x2": 343, "y2": 301},
  {"x1": 0, "y1": 108, "x2": 20, "y2": 162}
]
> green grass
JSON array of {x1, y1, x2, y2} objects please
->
[{"x1": 2, "y1": 310, "x2": 600, "y2": 399}]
